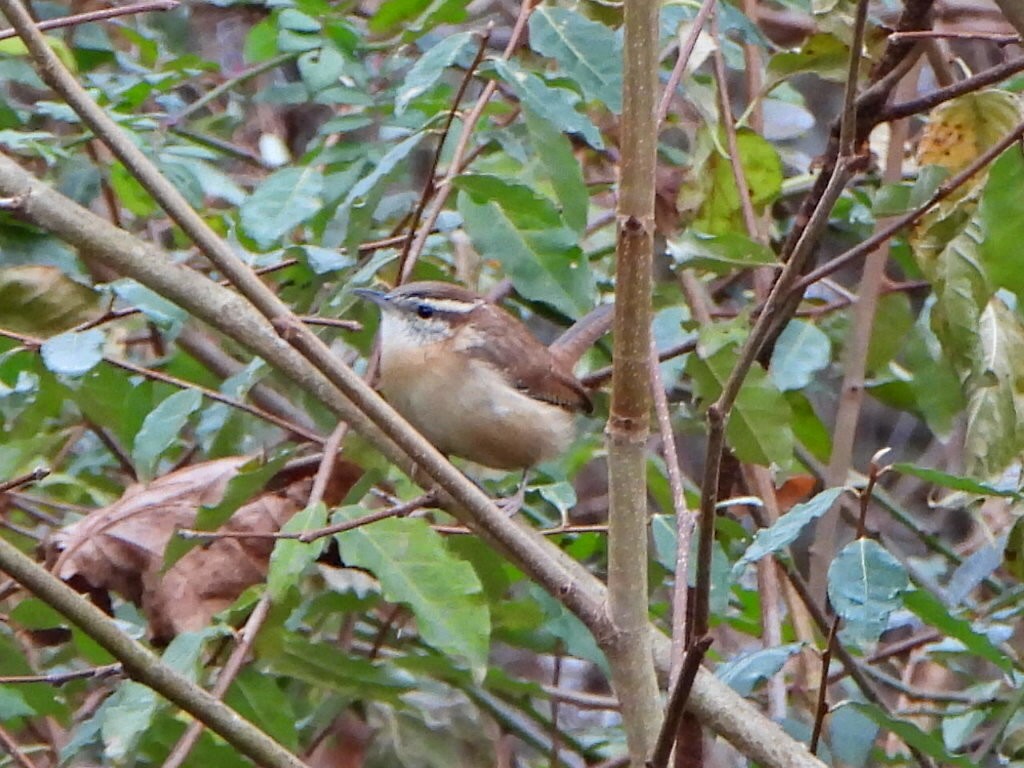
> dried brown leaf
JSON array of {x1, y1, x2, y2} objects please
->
[{"x1": 42, "y1": 456, "x2": 352, "y2": 640}]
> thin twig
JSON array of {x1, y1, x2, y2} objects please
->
[
  {"x1": 651, "y1": 340, "x2": 696, "y2": 682},
  {"x1": 880, "y1": 55, "x2": 1024, "y2": 123},
  {"x1": 179, "y1": 493, "x2": 436, "y2": 543},
  {"x1": 0, "y1": 663, "x2": 122, "y2": 685},
  {"x1": 889, "y1": 29, "x2": 1019, "y2": 43},
  {"x1": 0, "y1": 468, "x2": 48, "y2": 494},
  {"x1": 167, "y1": 52, "x2": 299, "y2": 125},
  {"x1": 793, "y1": 114, "x2": 1024, "y2": 293},
  {"x1": 160, "y1": 594, "x2": 273, "y2": 768},
  {"x1": 0, "y1": 723, "x2": 39, "y2": 768},
  {"x1": 657, "y1": 0, "x2": 717, "y2": 127},
  {"x1": 809, "y1": 620, "x2": 838, "y2": 754},
  {"x1": 647, "y1": 636, "x2": 713, "y2": 768},
  {"x1": 399, "y1": 0, "x2": 541, "y2": 281},
  {"x1": 0, "y1": 327, "x2": 323, "y2": 445},
  {"x1": 810, "y1": 59, "x2": 915, "y2": 597},
  {"x1": 395, "y1": 25, "x2": 492, "y2": 281},
  {"x1": 582, "y1": 338, "x2": 696, "y2": 388},
  {"x1": 296, "y1": 316, "x2": 362, "y2": 331},
  {"x1": 710, "y1": 11, "x2": 759, "y2": 239},
  {"x1": 970, "y1": 675, "x2": 1024, "y2": 763},
  {"x1": 85, "y1": 422, "x2": 137, "y2": 480},
  {"x1": 549, "y1": 644, "x2": 563, "y2": 768},
  {"x1": 0, "y1": 0, "x2": 177, "y2": 41}
]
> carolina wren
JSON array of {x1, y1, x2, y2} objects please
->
[{"x1": 355, "y1": 282, "x2": 610, "y2": 471}]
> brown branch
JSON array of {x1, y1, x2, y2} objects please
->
[
  {"x1": 647, "y1": 636, "x2": 713, "y2": 768},
  {"x1": 879, "y1": 55, "x2": 1024, "y2": 123},
  {"x1": 179, "y1": 493, "x2": 436, "y2": 543},
  {"x1": 711, "y1": 11, "x2": 759, "y2": 239},
  {"x1": 0, "y1": 663, "x2": 122, "y2": 685},
  {"x1": 650, "y1": 340, "x2": 696, "y2": 681},
  {"x1": 808, "y1": 620, "x2": 839, "y2": 754},
  {"x1": 160, "y1": 594, "x2": 273, "y2": 768},
  {"x1": 657, "y1": 0, "x2": 717, "y2": 127},
  {"x1": 605, "y1": 0, "x2": 663, "y2": 756},
  {"x1": 0, "y1": 528, "x2": 307, "y2": 768},
  {"x1": 583, "y1": 338, "x2": 695, "y2": 388},
  {"x1": 0, "y1": 0, "x2": 177, "y2": 41},
  {"x1": 0, "y1": 723, "x2": 39, "y2": 768},
  {"x1": 889, "y1": 29, "x2": 1019, "y2": 43},
  {"x1": 296, "y1": 316, "x2": 362, "y2": 331},
  {"x1": 0, "y1": 468, "x2": 48, "y2": 494}
]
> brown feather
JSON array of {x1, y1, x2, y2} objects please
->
[{"x1": 453, "y1": 303, "x2": 592, "y2": 414}]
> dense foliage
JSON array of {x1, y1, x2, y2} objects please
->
[{"x1": 1, "y1": 0, "x2": 1024, "y2": 766}]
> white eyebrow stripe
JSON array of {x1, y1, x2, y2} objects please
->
[{"x1": 416, "y1": 298, "x2": 482, "y2": 314}]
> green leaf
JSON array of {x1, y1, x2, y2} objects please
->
[
  {"x1": 667, "y1": 230, "x2": 778, "y2": 273},
  {"x1": 297, "y1": 244, "x2": 355, "y2": 274},
  {"x1": 839, "y1": 702, "x2": 974, "y2": 767},
  {"x1": 239, "y1": 166, "x2": 324, "y2": 249},
  {"x1": 717, "y1": 643, "x2": 804, "y2": 695},
  {"x1": 891, "y1": 462, "x2": 1019, "y2": 498},
  {"x1": 40, "y1": 329, "x2": 104, "y2": 376},
  {"x1": 370, "y1": 0, "x2": 430, "y2": 32},
  {"x1": 524, "y1": 108, "x2": 588, "y2": 234},
  {"x1": 0, "y1": 265, "x2": 101, "y2": 335},
  {"x1": 528, "y1": 6, "x2": 622, "y2": 112},
  {"x1": 787, "y1": 391, "x2": 832, "y2": 461},
  {"x1": 966, "y1": 298, "x2": 1024, "y2": 478},
  {"x1": 903, "y1": 304, "x2": 964, "y2": 438},
  {"x1": 732, "y1": 488, "x2": 845, "y2": 577},
  {"x1": 267, "y1": 501, "x2": 329, "y2": 601},
  {"x1": 225, "y1": 669, "x2": 298, "y2": 750},
  {"x1": 1006, "y1": 516, "x2": 1024, "y2": 581},
  {"x1": 131, "y1": 388, "x2": 203, "y2": 481},
  {"x1": 828, "y1": 539, "x2": 908, "y2": 646},
  {"x1": 269, "y1": 635, "x2": 412, "y2": 698},
  {"x1": 109, "y1": 279, "x2": 187, "y2": 333},
  {"x1": 491, "y1": 59, "x2": 603, "y2": 149},
  {"x1": 694, "y1": 130, "x2": 783, "y2": 235},
  {"x1": 767, "y1": 33, "x2": 849, "y2": 83},
  {"x1": 902, "y1": 589, "x2": 1012, "y2": 672},
  {"x1": 278, "y1": 8, "x2": 321, "y2": 33},
  {"x1": 454, "y1": 173, "x2": 563, "y2": 229},
  {"x1": 770, "y1": 319, "x2": 832, "y2": 392},
  {"x1": 298, "y1": 45, "x2": 346, "y2": 93},
  {"x1": 101, "y1": 681, "x2": 158, "y2": 762},
  {"x1": 980, "y1": 148, "x2": 1024, "y2": 298},
  {"x1": 457, "y1": 190, "x2": 594, "y2": 319},
  {"x1": 687, "y1": 339, "x2": 794, "y2": 466},
  {"x1": 335, "y1": 508, "x2": 490, "y2": 678},
  {"x1": 867, "y1": 293, "x2": 914, "y2": 373},
  {"x1": 324, "y1": 131, "x2": 426, "y2": 251},
  {"x1": 0, "y1": 687, "x2": 34, "y2": 719},
  {"x1": 396, "y1": 31, "x2": 476, "y2": 114}
]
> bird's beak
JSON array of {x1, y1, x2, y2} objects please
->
[{"x1": 353, "y1": 288, "x2": 390, "y2": 308}]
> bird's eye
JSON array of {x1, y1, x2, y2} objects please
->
[{"x1": 416, "y1": 303, "x2": 434, "y2": 319}]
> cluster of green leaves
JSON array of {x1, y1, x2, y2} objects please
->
[{"x1": 1, "y1": 0, "x2": 1024, "y2": 766}]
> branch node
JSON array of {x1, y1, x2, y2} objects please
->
[
  {"x1": 271, "y1": 315, "x2": 304, "y2": 342},
  {"x1": 0, "y1": 191, "x2": 29, "y2": 210}
]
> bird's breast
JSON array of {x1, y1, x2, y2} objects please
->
[{"x1": 377, "y1": 346, "x2": 575, "y2": 470}]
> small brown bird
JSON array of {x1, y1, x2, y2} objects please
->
[{"x1": 355, "y1": 281, "x2": 608, "y2": 471}]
